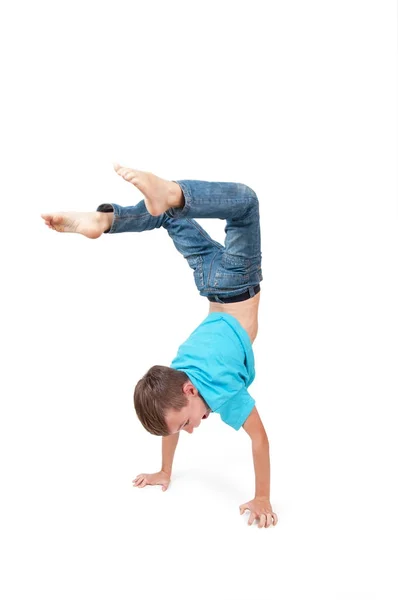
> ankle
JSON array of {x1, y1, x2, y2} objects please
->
[
  {"x1": 97, "y1": 211, "x2": 113, "y2": 233},
  {"x1": 168, "y1": 182, "x2": 184, "y2": 209}
]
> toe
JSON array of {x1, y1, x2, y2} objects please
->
[{"x1": 41, "y1": 214, "x2": 53, "y2": 224}]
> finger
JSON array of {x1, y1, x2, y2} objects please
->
[
  {"x1": 161, "y1": 483, "x2": 169, "y2": 491},
  {"x1": 258, "y1": 514, "x2": 266, "y2": 529},
  {"x1": 134, "y1": 476, "x2": 145, "y2": 486},
  {"x1": 272, "y1": 512, "x2": 278, "y2": 526},
  {"x1": 113, "y1": 162, "x2": 122, "y2": 172},
  {"x1": 265, "y1": 513, "x2": 272, "y2": 528},
  {"x1": 137, "y1": 479, "x2": 148, "y2": 488},
  {"x1": 247, "y1": 512, "x2": 257, "y2": 526},
  {"x1": 239, "y1": 504, "x2": 248, "y2": 515}
]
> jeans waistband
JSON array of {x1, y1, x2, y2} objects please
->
[{"x1": 207, "y1": 284, "x2": 261, "y2": 304}]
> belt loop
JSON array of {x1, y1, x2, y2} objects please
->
[{"x1": 248, "y1": 286, "x2": 255, "y2": 298}]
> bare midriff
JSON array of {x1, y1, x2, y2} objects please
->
[{"x1": 208, "y1": 291, "x2": 261, "y2": 345}]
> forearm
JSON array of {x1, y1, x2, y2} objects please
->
[
  {"x1": 252, "y1": 434, "x2": 271, "y2": 499},
  {"x1": 161, "y1": 432, "x2": 180, "y2": 475}
]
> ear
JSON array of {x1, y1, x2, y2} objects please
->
[{"x1": 182, "y1": 380, "x2": 195, "y2": 396}]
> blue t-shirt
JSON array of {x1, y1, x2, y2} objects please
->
[{"x1": 170, "y1": 313, "x2": 255, "y2": 430}]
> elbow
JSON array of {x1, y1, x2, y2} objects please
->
[{"x1": 251, "y1": 432, "x2": 269, "y2": 448}]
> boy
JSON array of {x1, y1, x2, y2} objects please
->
[{"x1": 41, "y1": 164, "x2": 278, "y2": 529}]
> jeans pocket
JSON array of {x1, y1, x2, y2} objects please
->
[
  {"x1": 186, "y1": 254, "x2": 205, "y2": 290},
  {"x1": 213, "y1": 252, "x2": 252, "y2": 288}
]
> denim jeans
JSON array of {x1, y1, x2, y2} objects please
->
[{"x1": 96, "y1": 180, "x2": 263, "y2": 302}]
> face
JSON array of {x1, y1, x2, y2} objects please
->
[{"x1": 165, "y1": 382, "x2": 211, "y2": 435}]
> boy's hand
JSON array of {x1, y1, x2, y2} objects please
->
[
  {"x1": 133, "y1": 470, "x2": 171, "y2": 492},
  {"x1": 239, "y1": 497, "x2": 278, "y2": 528}
]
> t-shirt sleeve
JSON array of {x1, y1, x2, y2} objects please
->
[{"x1": 217, "y1": 388, "x2": 256, "y2": 431}]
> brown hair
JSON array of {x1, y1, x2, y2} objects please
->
[{"x1": 134, "y1": 365, "x2": 189, "y2": 436}]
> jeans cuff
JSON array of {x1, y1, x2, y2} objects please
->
[
  {"x1": 166, "y1": 181, "x2": 193, "y2": 219},
  {"x1": 96, "y1": 203, "x2": 119, "y2": 234}
]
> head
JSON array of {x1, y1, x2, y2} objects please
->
[{"x1": 134, "y1": 365, "x2": 211, "y2": 436}]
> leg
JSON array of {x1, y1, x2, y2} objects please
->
[
  {"x1": 111, "y1": 164, "x2": 260, "y2": 262},
  {"x1": 41, "y1": 165, "x2": 262, "y2": 299},
  {"x1": 167, "y1": 179, "x2": 263, "y2": 298},
  {"x1": 96, "y1": 200, "x2": 224, "y2": 293},
  {"x1": 40, "y1": 178, "x2": 222, "y2": 282},
  {"x1": 96, "y1": 199, "x2": 223, "y2": 262},
  {"x1": 169, "y1": 179, "x2": 261, "y2": 261}
]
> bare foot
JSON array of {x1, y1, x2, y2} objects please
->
[
  {"x1": 113, "y1": 163, "x2": 183, "y2": 216},
  {"x1": 41, "y1": 211, "x2": 112, "y2": 239}
]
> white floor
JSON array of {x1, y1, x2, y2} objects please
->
[{"x1": 1, "y1": 2, "x2": 397, "y2": 599}]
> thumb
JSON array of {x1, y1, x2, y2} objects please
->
[{"x1": 162, "y1": 484, "x2": 169, "y2": 492}]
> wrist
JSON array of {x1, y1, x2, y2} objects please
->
[{"x1": 161, "y1": 468, "x2": 172, "y2": 476}]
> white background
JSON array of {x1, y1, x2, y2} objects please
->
[{"x1": 1, "y1": 1, "x2": 397, "y2": 599}]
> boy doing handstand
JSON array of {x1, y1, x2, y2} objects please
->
[{"x1": 41, "y1": 164, "x2": 278, "y2": 529}]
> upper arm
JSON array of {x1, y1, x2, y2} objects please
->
[
  {"x1": 217, "y1": 388, "x2": 255, "y2": 431},
  {"x1": 242, "y1": 406, "x2": 268, "y2": 442}
]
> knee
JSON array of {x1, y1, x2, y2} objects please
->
[{"x1": 242, "y1": 184, "x2": 259, "y2": 205}]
